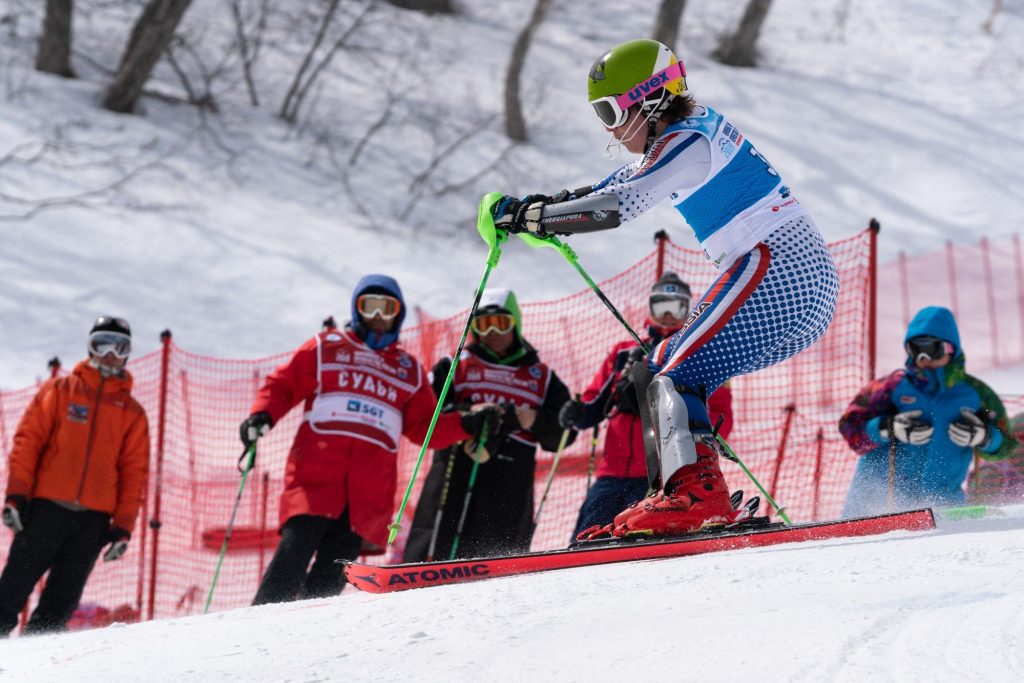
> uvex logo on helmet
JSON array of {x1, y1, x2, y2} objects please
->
[{"x1": 627, "y1": 72, "x2": 672, "y2": 103}]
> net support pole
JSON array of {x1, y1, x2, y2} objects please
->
[
  {"x1": 867, "y1": 219, "x2": 879, "y2": 380},
  {"x1": 147, "y1": 329, "x2": 172, "y2": 621},
  {"x1": 812, "y1": 428, "x2": 825, "y2": 521},
  {"x1": 980, "y1": 236, "x2": 999, "y2": 366}
]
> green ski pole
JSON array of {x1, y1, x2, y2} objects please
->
[
  {"x1": 715, "y1": 434, "x2": 792, "y2": 525},
  {"x1": 388, "y1": 192, "x2": 508, "y2": 545},
  {"x1": 517, "y1": 232, "x2": 648, "y2": 353},
  {"x1": 204, "y1": 444, "x2": 257, "y2": 614}
]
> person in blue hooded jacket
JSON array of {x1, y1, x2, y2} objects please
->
[
  {"x1": 840, "y1": 306, "x2": 1015, "y2": 517},
  {"x1": 238, "y1": 275, "x2": 500, "y2": 604}
]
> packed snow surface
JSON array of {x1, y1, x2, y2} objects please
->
[{"x1": 1, "y1": 507, "x2": 1023, "y2": 681}]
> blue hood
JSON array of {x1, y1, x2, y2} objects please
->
[
  {"x1": 350, "y1": 274, "x2": 406, "y2": 350},
  {"x1": 904, "y1": 306, "x2": 961, "y2": 351}
]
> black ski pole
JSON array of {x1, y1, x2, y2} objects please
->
[
  {"x1": 531, "y1": 427, "x2": 572, "y2": 538},
  {"x1": 449, "y1": 423, "x2": 489, "y2": 560},
  {"x1": 426, "y1": 448, "x2": 458, "y2": 562}
]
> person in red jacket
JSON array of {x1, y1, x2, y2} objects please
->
[
  {"x1": 241, "y1": 274, "x2": 500, "y2": 605},
  {"x1": 558, "y1": 274, "x2": 733, "y2": 540},
  {"x1": 0, "y1": 316, "x2": 149, "y2": 636}
]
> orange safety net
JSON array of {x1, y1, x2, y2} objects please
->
[{"x1": 1, "y1": 229, "x2": 1021, "y2": 625}]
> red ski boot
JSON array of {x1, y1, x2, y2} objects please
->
[{"x1": 583, "y1": 435, "x2": 738, "y2": 540}]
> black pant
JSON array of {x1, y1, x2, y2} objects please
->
[
  {"x1": 0, "y1": 499, "x2": 110, "y2": 636},
  {"x1": 252, "y1": 509, "x2": 362, "y2": 606}
]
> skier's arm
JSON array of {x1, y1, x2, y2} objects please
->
[
  {"x1": 964, "y1": 375, "x2": 1016, "y2": 458},
  {"x1": 402, "y1": 364, "x2": 470, "y2": 448},
  {"x1": 574, "y1": 345, "x2": 622, "y2": 429},
  {"x1": 6, "y1": 380, "x2": 60, "y2": 498},
  {"x1": 531, "y1": 371, "x2": 578, "y2": 452},
  {"x1": 249, "y1": 337, "x2": 321, "y2": 424},
  {"x1": 113, "y1": 407, "x2": 150, "y2": 533},
  {"x1": 838, "y1": 371, "x2": 904, "y2": 454}
]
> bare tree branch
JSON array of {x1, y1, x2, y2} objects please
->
[
  {"x1": 284, "y1": 1, "x2": 376, "y2": 122},
  {"x1": 504, "y1": 0, "x2": 551, "y2": 142}
]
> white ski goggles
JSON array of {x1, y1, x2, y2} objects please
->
[
  {"x1": 650, "y1": 295, "x2": 690, "y2": 320},
  {"x1": 589, "y1": 61, "x2": 686, "y2": 129},
  {"x1": 89, "y1": 331, "x2": 132, "y2": 359}
]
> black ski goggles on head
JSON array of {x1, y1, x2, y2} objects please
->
[
  {"x1": 88, "y1": 331, "x2": 132, "y2": 359},
  {"x1": 905, "y1": 336, "x2": 955, "y2": 363}
]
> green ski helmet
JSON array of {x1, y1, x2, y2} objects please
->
[{"x1": 587, "y1": 39, "x2": 687, "y2": 130}]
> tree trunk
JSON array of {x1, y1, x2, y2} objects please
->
[
  {"x1": 712, "y1": 0, "x2": 773, "y2": 67},
  {"x1": 103, "y1": 0, "x2": 193, "y2": 113},
  {"x1": 36, "y1": 0, "x2": 75, "y2": 78},
  {"x1": 381, "y1": 0, "x2": 455, "y2": 14},
  {"x1": 651, "y1": 0, "x2": 687, "y2": 51},
  {"x1": 504, "y1": 0, "x2": 551, "y2": 143}
]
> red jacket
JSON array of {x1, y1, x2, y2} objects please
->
[
  {"x1": 5, "y1": 361, "x2": 150, "y2": 532},
  {"x1": 579, "y1": 338, "x2": 733, "y2": 479},
  {"x1": 250, "y1": 329, "x2": 468, "y2": 548}
]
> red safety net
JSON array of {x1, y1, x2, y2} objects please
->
[{"x1": 1, "y1": 229, "x2": 1021, "y2": 626}]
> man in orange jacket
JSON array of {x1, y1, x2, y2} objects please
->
[{"x1": 0, "y1": 316, "x2": 150, "y2": 636}]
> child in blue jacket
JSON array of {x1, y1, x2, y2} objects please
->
[{"x1": 840, "y1": 306, "x2": 1015, "y2": 516}]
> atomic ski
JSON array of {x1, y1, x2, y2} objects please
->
[{"x1": 342, "y1": 508, "x2": 935, "y2": 593}]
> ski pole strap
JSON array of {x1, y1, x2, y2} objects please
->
[{"x1": 716, "y1": 434, "x2": 792, "y2": 525}]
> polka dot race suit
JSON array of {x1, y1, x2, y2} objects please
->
[{"x1": 589, "y1": 105, "x2": 839, "y2": 422}]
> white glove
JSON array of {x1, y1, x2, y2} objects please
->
[
  {"x1": 948, "y1": 408, "x2": 989, "y2": 448},
  {"x1": 879, "y1": 410, "x2": 933, "y2": 445}
]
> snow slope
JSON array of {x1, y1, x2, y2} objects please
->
[
  {"x1": 2, "y1": 0, "x2": 1023, "y2": 387},
  {"x1": 1, "y1": 508, "x2": 1023, "y2": 681},
  {"x1": 1, "y1": 1, "x2": 1024, "y2": 678}
]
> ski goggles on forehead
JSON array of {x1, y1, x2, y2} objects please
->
[
  {"x1": 589, "y1": 61, "x2": 686, "y2": 129},
  {"x1": 905, "y1": 336, "x2": 955, "y2": 362},
  {"x1": 649, "y1": 294, "x2": 690, "y2": 320},
  {"x1": 88, "y1": 332, "x2": 131, "y2": 359},
  {"x1": 471, "y1": 312, "x2": 516, "y2": 336},
  {"x1": 356, "y1": 294, "x2": 402, "y2": 320}
]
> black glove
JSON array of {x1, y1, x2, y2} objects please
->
[
  {"x1": 612, "y1": 347, "x2": 647, "y2": 415},
  {"x1": 103, "y1": 526, "x2": 131, "y2": 562},
  {"x1": 460, "y1": 406, "x2": 502, "y2": 438},
  {"x1": 239, "y1": 411, "x2": 273, "y2": 448},
  {"x1": 2, "y1": 495, "x2": 27, "y2": 534},
  {"x1": 500, "y1": 403, "x2": 522, "y2": 433},
  {"x1": 879, "y1": 410, "x2": 933, "y2": 445},
  {"x1": 492, "y1": 194, "x2": 550, "y2": 235},
  {"x1": 558, "y1": 400, "x2": 583, "y2": 430}
]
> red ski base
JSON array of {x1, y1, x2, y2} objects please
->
[{"x1": 343, "y1": 509, "x2": 935, "y2": 594}]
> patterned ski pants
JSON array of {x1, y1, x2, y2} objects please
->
[{"x1": 649, "y1": 216, "x2": 840, "y2": 422}]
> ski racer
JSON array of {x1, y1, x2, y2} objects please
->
[
  {"x1": 840, "y1": 306, "x2": 1016, "y2": 516},
  {"x1": 403, "y1": 288, "x2": 575, "y2": 560},
  {"x1": 491, "y1": 38, "x2": 839, "y2": 539},
  {"x1": 240, "y1": 274, "x2": 500, "y2": 604},
  {"x1": 559, "y1": 272, "x2": 733, "y2": 540}
]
